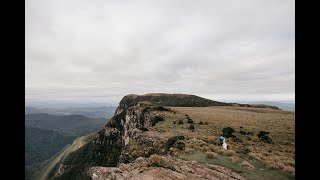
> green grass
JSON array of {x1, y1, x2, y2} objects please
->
[{"x1": 178, "y1": 152, "x2": 294, "y2": 180}]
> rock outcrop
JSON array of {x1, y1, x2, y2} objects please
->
[
  {"x1": 89, "y1": 156, "x2": 245, "y2": 180},
  {"x1": 41, "y1": 93, "x2": 279, "y2": 179}
]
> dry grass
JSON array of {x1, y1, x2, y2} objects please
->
[
  {"x1": 149, "y1": 155, "x2": 174, "y2": 170},
  {"x1": 151, "y1": 106, "x2": 294, "y2": 175},
  {"x1": 229, "y1": 156, "x2": 240, "y2": 163},
  {"x1": 216, "y1": 149, "x2": 225, "y2": 155},
  {"x1": 206, "y1": 151, "x2": 217, "y2": 158},
  {"x1": 223, "y1": 150, "x2": 236, "y2": 157},
  {"x1": 150, "y1": 154, "x2": 162, "y2": 165},
  {"x1": 239, "y1": 161, "x2": 255, "y2": 171}
]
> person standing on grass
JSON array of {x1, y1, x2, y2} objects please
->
[{"x1": 219, "y1": 134, "x2": 225, "y2": 146}]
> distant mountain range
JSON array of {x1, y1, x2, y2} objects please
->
[
  {"x1": 25, "y1": 106, "x2": 116, "y2": 118},
  {"x1": 239, "y1": 101, "x2": 295, "y2": 112},
  {"x1": 25, "y1": 113, "x2": 109, "y2": 136},
  {"x1": 25, "y1": 112, "x2": 112, "y2": 180}
]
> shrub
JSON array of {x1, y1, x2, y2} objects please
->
[
  {"x1": 173, "y1": 140, "x2": 185, "y2": 150},
  {"x1": 152, "y1": 116, "x2": 165, "y2": 126},
  {"x1": 151, "y1": 106, "x2": 170, "y2": 112},
  {"x1": 206, "y1": 151, "x2": 217, "y2": 158},
  {"x1": 222, "y1": 127, "x2": 236, "y2": 138},
  {"x1": 216, "y1": 149, "x2": 224, "y2": 154},
  {"x1": 224, "y1": 150, "x2": 236, "y2": 157},
  {"x1": 187, "y1": 118, "x2": 194, "y2": 124},
  {"x1": 199, "y1": 121, "x2": 204, "y2": 125},
  {"x1": 233, "y1": 137, "x2": 243, "y2": 142},
  {"x1": 204, "y1": 121, "x2": 208, "y2": 125},
  {"x1": 165, "y1": 136, "x2": 185, "y2": 150},
  {"x1": 184, "y1": 147, "x2": 194, "y2": 154},
  {"x1": 210, "y1": 146, "x2": 221, "y2": 153},
  {"x1": 173, "y1": 121, "x2": 176, "y2": 124},
  {"x1": 188, "y1": 123, "x2": 195, "y2": 130},
  {"x1": 283, "y1": 166, "x2": 295, "y2": 174},
  {"x1": 257, "y1": 131, "x2": 272, "y2": 143},
  {"x1": 240, "y1": 130, "x2": 253, "y2": 135},
  {"x1": 178, "y1": 120, "x2": 184, "y2": 125},
  {"x1": 240, "y1": 147, "x2": 251, "y2": 154},
  {"x1": 149, "y1": 155, "x2": 174, "y2": 170},
  {"x1": 239, "y1": 161, "x2": 255, "y2": 170},
  {"x1": 229, "y1": 156, "x2": 240, "y2": 162}
]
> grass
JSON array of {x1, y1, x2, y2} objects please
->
[
  {"x1": 206, "y1": 151, "x2": 217, "y2": 158},
  {"x1": 239, "y1": 160, "x2": 255, "y2": 170},
  {"x1": 149, "y1": 155, "x2": 175, "y2": 170},
  {"x1": 178, "y1": 152, "x2": 294, "y2": 180},
  {"x1": 148, "y1": 106, "x2": 295, "y2": 178}
]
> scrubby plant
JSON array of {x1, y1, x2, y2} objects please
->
[
  {"x1": 199, "y1": 121, "x2": 204, "y2": 125},
  {"x1": 240, "y1": 147, "x2": 251, "y2": 154},
  {"x1": 224, "y1": 150, "x2": 236, "y2": 157},
  {"x1": 239, "y1": 160, "x2": 255, "y2": 170},
  {"x1": 240, "y1": 130, "x2": 254, "y2": 135},
  {"x1": 178, "y1": 119, "x2": 184, "y2": 125},
  {"x1": 173, "y1": 140, "x2": 185, "y2": 150},
  {"x1": 222, "y1": 127, "x2": 236, "y2": 138},
  {"x1": 187, "y1": 118, "x2": 194, "y2": 124},
  {"x1": 149, "y1": 155, "x2": 174, "y2": 170},
  {"x1": 165, "y1": 136, "x2": 185, "y2": 150},
  {"x1": 188, "y1": 123, "x2": 195, "y2": 130},
  {"x1": 206, "y1": 151, "x2": 217, "y2": 158},
  {"x1": 258, "y1": 131, "x2": 272, "y2": 143},
  {"x1": 152, "y1": 116, "x2": 164, "y2": 126},
  {"x1": 233, "y1": 137, "x2": 243, "y2": 142}
]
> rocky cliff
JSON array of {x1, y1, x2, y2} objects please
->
[{"x1": 40, "y1": 93, "x2": 281, "y2": 179}]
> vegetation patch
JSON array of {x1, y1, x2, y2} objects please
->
[
  {"x1": 206, "y1": 151, "x2": 217, "y2": 158},
  {"x1": 257, "y1": 131, "x2": 272, "y2": 143},
  {"x1": 240, "y1": 130, "x2": 254, "y2": 136},
  {"x1": 187, "y1": 117, "x2": 194, "y2": 124},
  {"x1": 149, "y1": 155, "x2": 175, "y2": 170},
  {"x1": 152, "y1": 116, "x2": 165, "y2": 126},
  {"x1": 165, "y1": 136, "x2": 185, "y2": 150},
  {"x1": 150, "y1": 106, "x2": 171, "y2": 112},
  {"x1": 233, "y1": 137, "x2": 243, "y2": 143},
  {"x1": 173, "y1": 140, "x2": 186, "y2": 150},
  {"x1": 188, "y1": 123, "x2": 195, "y2": 130},
  {"x1": 239, "y1": 160, "x2": 255, "y2": 171},
  {"x1": 222, "y1": 127, "x2": 236, "y2": 138}
]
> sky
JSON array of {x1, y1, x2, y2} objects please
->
[{"x1": 26, "y1": 0, "x2": 295, "y2": 106}]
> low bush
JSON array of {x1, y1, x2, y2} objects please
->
[
  {"x1": 239, "y1": 161, "x2": 255, "y2": 170},
  {"x1": 222, "y1": 127, "x2": 236, "y2": 138},
  {"x1": 206, "y1": 151, "x2": 217, "y2": 158},
  {"x1": 149, "y1": 155, "x2": 174, "y2": 170}
]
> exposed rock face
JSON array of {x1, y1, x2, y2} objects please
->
[
  {"x1": 42, "y1": 93, "x2": 278, "y2": 179},
  {"x1": 88, "y1": 156, "x2": 245, "y2": 180}
]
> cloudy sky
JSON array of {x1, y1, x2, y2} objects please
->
[{"x1": 26, "y1": 0, "x2": 295, "y2": 106}]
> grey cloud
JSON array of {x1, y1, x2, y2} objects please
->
[{"x1": 26, "y1": 0, "x2": 295, "y2": 105}]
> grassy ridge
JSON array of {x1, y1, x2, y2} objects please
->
[{"x1": 120, "y1": 93, "x2": 230, "y2": 107}]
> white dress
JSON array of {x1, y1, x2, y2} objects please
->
[{"x1": 222, "y1": 139, "x2": 228, "y2": 150}]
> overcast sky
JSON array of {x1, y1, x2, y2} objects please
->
[{"x1": 26, "y1": 0, "x2": 295, "y2": 106}]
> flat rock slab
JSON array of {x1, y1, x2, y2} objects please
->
[{"x1": 89, "y1": 156, "x2": 245, "y2": 180}]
